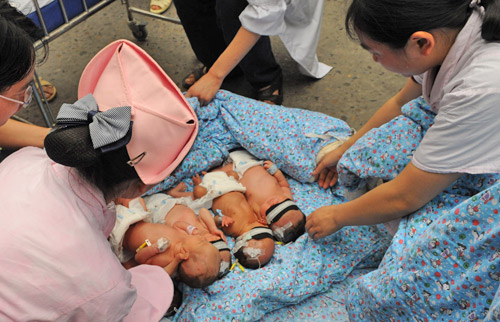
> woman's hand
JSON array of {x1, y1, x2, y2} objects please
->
[
  {"x1": 186, "y1": 71, "x2": 223, "y2": 106},
  {"x1": 313, "y1": 147, "x2": 345, "y2": 189},
  {"x1": 305, "y1": 205, "x2": 343, "y2": 240}
]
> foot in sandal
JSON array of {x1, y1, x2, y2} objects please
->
[
  {"x1": 150, "y1": 0, "x2": 172, "y2": 14},
  {"x1": 35, "y1": 77, "x2": 57, "y2": 102},
  {"x1": 256, "y1": 74, "x2": 283, "y2": 105}
]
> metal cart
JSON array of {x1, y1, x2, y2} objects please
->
[{"x1": 30, "y1": 0, "x2": 180, "y2": 127}]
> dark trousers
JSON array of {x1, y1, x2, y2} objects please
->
[{"x1": 173, "y1": 0, "x2": 282, "y2": 89}]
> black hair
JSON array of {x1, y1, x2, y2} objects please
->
[
  {"x1": 44, "y1": 125, "x2": 141, "y2": 202},
  {"x1": 345, "y1": 0, "x2": 500, "y2": 49},
  {"x1": 234, "y1": 237, "x2": 274, "y2": 269},
  {"x1": 277, "y1": 214, "x2": 306, "y2": 244},
  {"x1": 178, "y1": 256, "x2": 218, "y2": 288},
  {"x1": 0, "y1": 0, "x2": 47, "y2": 93}
]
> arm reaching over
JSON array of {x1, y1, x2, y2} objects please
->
[
  {"x1": 313, "y1": 78, "x2": 422, "y2": 188},
  {"x1": 0, "y1": 119, "x2": 50, "y2": 148},
  {"x1": 185, "y1": 27, "x2": 261, "y2": 106},
  {"x1": 306, "y1": 163, "x2": 462, "y2": 240}
]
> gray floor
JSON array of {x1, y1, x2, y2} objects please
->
[{"x1": 18, "y1": 0, "x2": 407, "y2": 131}]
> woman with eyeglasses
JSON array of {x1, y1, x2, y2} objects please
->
[{"x1": 0, "y1": 0, "x2": 50, "y2": 156}]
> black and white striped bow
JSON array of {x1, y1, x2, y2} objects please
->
[{"x1": 55, "y1": 94, "x2": 133, "y2": 152}]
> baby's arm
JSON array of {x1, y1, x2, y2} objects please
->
[
  {"x1": 135, "y1": 243, "x2": 186, "y2": 277},
  {"x1": 199, "y1": 208, "x2": 227, "y2": 242},
  {"x1": 115, "y1": 197, "x2": 147, "y2": 211},
  {"x1": 213, "y1": 212, "x2": 235, "y2": 229},
  {"x1": 135, "y1": 245, "x2": 160, "y2": 264},
  {"x1": 263, "y1": 160, "x2": 294, "y2": 199},
  {"x1": 173, "y1": 221, "x2": 199, "y2": 235},
  {"x1": 167, "y1": 182, "x2": 194, "y2": 199}
]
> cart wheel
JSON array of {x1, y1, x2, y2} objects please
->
[
  {"x1": 132, "y1": 26, "x2": 148, "y2": 41},
  {"x1": 128, "y1": 21, "x2": 148, "y2": 41}
]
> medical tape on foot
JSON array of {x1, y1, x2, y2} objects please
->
[
  {"x1": 243, "y1": 247, "x2": 263, "y2": 259},
  {"x1": 265, "y1": 199, "x2": 300, "y2": 225},
  {"x1": 218, "y1": 261, "x2": 231, "y2": 278}
]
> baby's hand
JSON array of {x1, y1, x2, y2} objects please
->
[
  {"x1": 192, "y1": 174, "x2": 202, "y2": 185},
  {"x1": 213, "y1": 229, "x2": 227, "y2": 243},
  {"x1": 115, "y1": 197, "x2": 133, "y2": 207},
  {"x1": 221, "y1": 216, "x2": 234, "y2": 227},
  {"x1": 263, "y1": 160, "x2": 274, "y2": 169}
]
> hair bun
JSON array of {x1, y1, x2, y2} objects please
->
[{"x1": 44, "y1": 125, "x2": 101, "y2": 167}]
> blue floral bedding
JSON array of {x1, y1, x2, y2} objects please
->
[
  {"x1": 150, "y1": 92, "x2": 500, "y2": 321},
  {"x1": 337, "y1": 97, "x2": 500, "y2": 321},
  {"x1": 147, "y1": 91, "x2": 389, "y2": 321}
]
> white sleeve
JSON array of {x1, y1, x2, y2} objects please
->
[{"x1": 239, "y1": 0, "x2": 287, "y2": 36}]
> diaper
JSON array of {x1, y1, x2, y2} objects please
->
[
  {"x1": 109, "y1": 198, "x2": 152, "y2": 263},
  {"x1": 143, "y1": 193, "x2": 186, "y2": 224},
  {"x1": 185, "y1": 171, "x2": 246, "y2": 213},
  {"x1": 110, "y1": 194, "x2": 181, "y2": 263},
  {"x1": 228, "y1": 149, "x2": 263, "y2": 177}
]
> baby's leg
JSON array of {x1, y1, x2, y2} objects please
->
[{"x1": 167, "y1": 182, "x2": 193, "y2": 198}]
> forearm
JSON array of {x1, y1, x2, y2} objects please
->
[
  {"x1": 0, "y1": 119, "x2": 50, "y2": 148},
  {"x1": 335, "y1": 163, "x2": 462, "y2": 228},
  {"x1": 199, "y1": 208, "x2": 218, "y2": 233},
  {"x1": 273, "y1": 169, "x2": 289, "y2": 189},
  {"x1": 207, "y1": 26, "x2": 261, "y2": 81}
]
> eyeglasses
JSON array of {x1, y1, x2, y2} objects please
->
[{"x1": 0, "y1": 85, "x2": 33, "y2": 108}]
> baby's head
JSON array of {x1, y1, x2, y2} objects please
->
[
  {"x1": 210, "y1": 239, "x2": 232, "y2": 279},
  {"x1": 265, "y1": 199, "x2": 306, "y2": 243},
  {"x1": 178, "y1": 236, "x2": 221, "y2": 288},
  {"x1": 233, "y1": 227, "x2": 275, "y2": 269}
]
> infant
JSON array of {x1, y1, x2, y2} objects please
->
[
  {"x1": 171, "y1": 170, "x2": 276, "y2": 269},
  {"x1": 227, "y1": 149, "x2": 306, "y2": 243},
  {"x1": 111, "y1": 197, "x2": 228, "y2": 288},
  {"x1": 123, "y1": 220, "x2": 220, "y2": 288}
]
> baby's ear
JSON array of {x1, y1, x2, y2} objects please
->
[{"x1": 176, "y1": 245, "x2": 189, "y2": 261}]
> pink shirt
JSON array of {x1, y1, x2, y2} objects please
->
[{"x1": 0, "y1": 147, "x2": 172, "y2": 321}]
